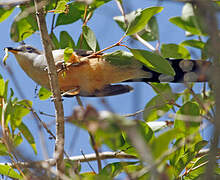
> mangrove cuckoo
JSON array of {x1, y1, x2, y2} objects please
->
[{"x1": 5, "y1": 45, "x2": 211, "y2": 97}]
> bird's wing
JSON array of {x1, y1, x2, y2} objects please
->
[{"x1": 62, "y1": 84, "x2": 133, "y2": 97}]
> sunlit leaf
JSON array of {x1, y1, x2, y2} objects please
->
[
  {"x1": 0, "y1": 165, "x2": 22, "y2": 179},
  {"x1": 130, "y1": 49, "x2": 175, "y2": 76},
  {"x1": 0, "y1": 7, "x2": 15, "y2": 23},
  {"x1": 180, "y1": 39, "x2": 205, "y2": 49},
  {"x1": 38, "y1": 87, "x2": 52, "y2": 100},
  {"x1": 64, "y1": 47, "x2": 74, "y2": 62},
  {"x1": 52, "y1": 0, "x2": 68, "y2": 14},
  {"x1": 18, "y1": 122, "x2": 37, "y2": 154},
  {"x1": 114, "y1": 12, "x2": 159, "y2": 41},
  {"x1": 126, "y1": 7, "x2": 163, "y2": 35},
  {"x1": 161, "y1": 43, "x2": 191, "y2": 59},
  {"x1": 12, "y1": 100, "x2": 32, "y2": 127}
]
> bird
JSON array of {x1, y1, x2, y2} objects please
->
[{"x1": 5, "y1": 44, "x2": 211, "y2": 97}]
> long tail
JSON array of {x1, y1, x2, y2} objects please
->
[{"x1": 139, "y1": 59, "x2": 211, "y2": 83}]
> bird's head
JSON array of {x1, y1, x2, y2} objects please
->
[{"x1": 5, "y1": 45, "x2": 41, "y2": 55}]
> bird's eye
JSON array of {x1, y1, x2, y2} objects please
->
[{"x1": 26, "y1": 47, "x2": 33, "y2": 52}]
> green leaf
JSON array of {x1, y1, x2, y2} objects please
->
[
  {"x1": 52, "y1": 0, "x2": 68, "y2": 13},
  {"x1": 169, "y1": 16, "x2": 200, "y2": 35},
  {"x1": 12, "y1": 100, "x2": 32, "y2": 127},
  {"x1": 60, "y1": 31, "x2": 75, "y2": 49},
  {"x1": 180, "y1": 40, "x2": 205, "y2": 49},
  {"x1": 38, "y1": 87, "x2": 52, "y2": 100},
  {"x1": 126, "y1": 7, "x2": 163, "y2": 35},
  {"x1": 174, "y1": 101, "x2": 200, "y2": 136},
  {"x1": 0, "y1": 74, "x2": 5, "y2": 97},
  {"x1": 103, "y1": 50, "x2": 135, "y2": 66},
  {"x1": 55, "y1": 2, "x2": 82, "y2": 26},
  {"x1": 137, "y1": 16, "x2": 159, "y2": 41},
  {"x1": 82, "y1": 26, "x2": 97, "y2": 52},
  {"x1": 0, "y1": 7, "x2": 15, "y2": 23},
  {"x1": 50, "y1": 32, "x2": 60, "y2": 49},
  {"x1": 100, "y1": 162, "x2": 138, "y2": 178},
  {"x1": 169, "y1": 3, "x2": 206, "y2": 36},
  {"x1": 77, "y1": 33, "x2": 100, "y2": 51},
  {"x1": 0, "y1": 142, "x2": 8, "y2": 156},
  {"x1": 161, "y1": 43, "x2": 191, "y2": 59},
  {"x1": 18, "y1": 122, "x2": 37, "y2": 154},
  {"x1": 114, "y1": 12, "x2": 159, "y2": 41},
  {"x1": 151, "y1": 128, "x2": 179, "y2": 159},
  {"x1": 143, "y1": 93, "x2": 179, "y2": 122},
  {"x1": 130, "y1": 49, "x2": 175, "y2": 76},
  {"x1": 0, "y1": 164, "x2": 22, "y2": 179},
  {"x1": 10, "y1": 14, "x2": 37, "y2": 42},
  {"x1": 13, "y1": 133, "x2": 23, "y2": 147},
  {"x1": 64, "y1": 47, "x2": 74, "y2": 62},
  {"x1": 150, "y1": 83, "x2": 172, "y2": 94}
]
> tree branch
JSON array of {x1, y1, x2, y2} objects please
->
[
  {"x1": 193, "y1": 0, "x2": 220, "y2": 179},
  {"x1": 34, "y1": 0, "x2": 65, "y2": 176}
]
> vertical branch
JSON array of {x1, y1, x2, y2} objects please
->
[
  {"x1": 34, "y1": 0, "x2": 65, "y2": 177},
  {"x1": 194, "y1": 0, "x2": 220, "y2": 178}
]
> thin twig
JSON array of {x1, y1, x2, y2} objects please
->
[
  {"x1": 34, "y1": 0, "x2": 65, "y2": 176},
  {"x1": 134, "y1": 33, "x2": 156, "y2": 51},
  {"x1": 80, "y1": 150, "x2": 96, "y2": 173},
  {"x1": 89, "y1": 133, "x2": 102, "y2": 173},
  {"x1": 123, "y1": 109, "x2": 144, "y2": 117}
]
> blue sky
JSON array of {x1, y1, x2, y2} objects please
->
[{"x1": 0, "y1": 0, "x2": 212, "y2": 174}]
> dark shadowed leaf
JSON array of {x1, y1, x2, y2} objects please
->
[
  {"x1": 55, "y1": 2, "x2": 82, "y2": 26},
  {"x1": 50, "y1": 32, "x2": 60, "y2": 49},
  {"x1": 130, "y1": 49, "x2": 175, "y2": 76},
  {"x1": 60, "y1": 31, "x2": 75, "y2": 49},
  {"x1": 82, "y1": 26, "x2": 97, "y2": 51},
  {"x1": 161, "y1": 43, "x2": 191, "y2": 59},
  {"x1": 126, "y1": 7, "x2": 163, "y2": 35},
  {"x1": 103, "y1": 50, "x2": 134, "y2": 66}
]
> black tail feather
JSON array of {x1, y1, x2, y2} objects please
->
[{"x1": 139, "y1": 59, "x2": 211, "y2": 83}]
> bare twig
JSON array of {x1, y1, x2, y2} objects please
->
[
  {"x1": 80, "y1": 150, "x2": 96, "y2": 173},
  {"x1": 34, "y1": 0, "x2": 65, "y2": 176},
  {"x1": 89, "y1": 133, "x2": 102, "y2": 173},
  {"x1": 134, "y1": 33, "x2": 156, "y2": 51}
]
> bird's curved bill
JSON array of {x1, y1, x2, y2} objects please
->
[{"x1": 5, "y1": 47, "x2": 20, "y2": 54}]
